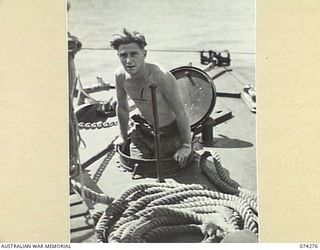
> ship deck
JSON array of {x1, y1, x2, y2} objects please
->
[{"x1": 70, "y1": 66, "x2": 257, "y2": 243}]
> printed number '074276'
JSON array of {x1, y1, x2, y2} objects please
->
[{"x1": 300, "y1": 244, "x2": 318, "y2": 249}]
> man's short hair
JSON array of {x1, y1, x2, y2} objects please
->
[{"x1": 110, "y1": 28, "x2": 147, "y2": 50}]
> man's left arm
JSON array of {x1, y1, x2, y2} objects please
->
[{"x1": 157, "y1": 72, "x2": 192, "y2": 167}]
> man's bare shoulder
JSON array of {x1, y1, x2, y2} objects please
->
[
  {"x1": 147, "y1": 63, "x2": 175, "y2": 85},
  {"x1": 147, "y1": 63, "x2": 168, "y2": 75},
  {"x1": 115, "y1": 67, "x2": 126, "y2": 84}
]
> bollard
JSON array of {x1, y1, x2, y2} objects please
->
[{"x1": 201, "y1": 117, "x2": 215, "y2": 146}]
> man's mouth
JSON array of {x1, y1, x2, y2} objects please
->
[{"x1": 126, "y1": 65, "x2": 135, "y2": 69}]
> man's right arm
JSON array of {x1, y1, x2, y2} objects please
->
[{"x1": 115, "y1": 73, "x2": 129, "y2": 144}]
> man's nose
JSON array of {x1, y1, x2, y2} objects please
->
[{"x1": 126, "y1": 56, "x2": 133, "y2": 64}]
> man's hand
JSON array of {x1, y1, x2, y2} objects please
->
[
  {"x1": 173, "y1": 144, "x2": 192, "y2": 168},
  {"x1": 114, "y1": 136, "x2": 127, "y2": 151}
]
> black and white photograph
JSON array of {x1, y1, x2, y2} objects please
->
[{"x1": 68, "y1": 0, "x2": 257, "y2": 243}]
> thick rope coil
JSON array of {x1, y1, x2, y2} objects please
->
[
  {"x1": 211, "y1": 152, "x2": 240, "y2": 189},
  {"x1": 122, "y1": 184, "x2": 205, "y2": 217},
  {"x1": 96, "y1": 183, "x2": 201, "y2": 241},
  {"x1": 113, "y1": 191, "x2": 216, "y2": 240},
  {"x1": 117, "y1": 218, "x2": 150, "y2": 243},
  {"x1": 125, "y1": 189, "x2": 149, "y2": 204},
  {"x1": 143, "y1": 224, "x2": 202, "y2": 242},
  {"x1": 238, "y1": 187, "x2": 258, "y2": 201},
  {"x1": 110, "y1": 204, "x2": 189, "y2": 237},
  {"x1": 95, "y1": 210, "x2": 110, "y2": 243},
  {"x1": 71, "y1": 179, "x2": 114, "y2": 205},
  {"x1": 244, "y1": 197, "x2": 258, "y2": 213},
  {"x1": 109, "y1": 217, "x2": 149, "y2": 243},
  {"x1": 149, "y1": 207, "x2": 203, "y2": 224},
  {"x1": 122, "y1": 216, "x2": 192, "y2": 243},
  {"x1": 149, "y1": 201, "x2": 238, "y2": 230},
  {"x1": 116, "y1": 183, "x2": 198, "y2": 206},
  {"x1": 200, "y1": 151, "x2": 240, "y2": 194},
  {"x1": 162, "y1": 201, "x2": 231, "y2": 213},
  {"x1": 117, "y1": 220, "x2": 143, "y2": 243},
  {"x1": 212, "y1": 152, "x2": 258, "y2": 202},
  {"x1": 133, "y1": 190, "x2": 256, "y2": 232},
  {"x1": 110, "y1": 214, "x2": 187, "y2": 242},
  {"x1": 96, "y1": 183, "x2": 259, "y2": 242},
  {"x1": 181, "y1": 196, "x2": 257, "y2": 233},
  {"x1": 186, "y1": 208, "x2": 239, "y2": 230},
  {"x1": 91, "y1": 210, "x2": 104, "y2": 226},
  {"x1": 200, "y1": 164, "x2": 239, "y2": 195},
  {"x1": 95, "y1": 184, "x2": 156, "y2": 242},
  {"x1": 174, "y1": 197, "x2": 243, "y2": 229},
  {"x1": 130, "y1": 215, "x2": 199, "y2": 243},
  {"x1": 106, "y1": 183, "x2": 160, "y2": 214},
  {"x1": 200, "y1": 151, "x2": 258, "y2": 215},
  {"x1": 126, "y1": 186, "x2": 173, "y2": 203},
  {"x1": 148, "y1": 189, "x2": 244, "y2": 207},
  {"x1": 110, "y1": 186, "x2": 186, "y2": 234},
  {"x1": 179, "y1": 203, "x2": 239, "y2": 230},
  {"x1": 108, "y1": 212, "x2": 146, "y2": 238},
  {"x1": 110, "y1": 185, "x2": 205, "y2": 235},
  {"x1": 146, "y1": 207, "x2": 236, "y2": 240},
  {"x1": 111, "y1": 207, "x2": 238, "y2": 243}
]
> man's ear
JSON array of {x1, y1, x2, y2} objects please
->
[{"x1": 143, "y1": 49, "x2": 147, "y2": 57}]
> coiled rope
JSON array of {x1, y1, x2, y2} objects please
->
[
  {"x1": 71, "y1": 179, "x2": 114, "y2": 205},
  {"x1": 95, "y1": 170, "x2": 258, "y2": 243},
  {"x1": 199, "y1": 151, "x2": 258, "y2": 213}
]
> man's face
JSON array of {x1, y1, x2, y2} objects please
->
[{"x1": 117, "y1": 43, "x2": 146, "y2": 76}]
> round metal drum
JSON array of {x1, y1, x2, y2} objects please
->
[
  {"x1": 170, "y1": 66, "x2": 216, "y2": 130},
  {"x1": 117, "y1": 139, "x2": 193, "y2": 178}
]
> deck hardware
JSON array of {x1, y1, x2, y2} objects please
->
[
  {"x1": 131, "y1": 163, "x2": 144, "y2": 180},
  {"x1": 201, "y1": 117, "x2": 215, "y2": 145},
  {"x1": 184, "y1": 71, "x2": 196, "y2": 86},
  {"x1": 216, "y1": 91, "x2": 241, "y2": 98},
  {"x1": 149, "y1": 83, "x2": 164, "y2": 183},
  {"x1": 200, "y1": 50, "x2": 231, "y2": 67},
  {"x1": 241, "y1": 85, "x2": 256, "y2": 113},
  {"x1": 81, "y1": 137, "x2": 118, "y2": 170},
  {"x1": 191, "y1": 110, "x2": 233, "y2": 146},
  {"x1": 211, "y1": 68, "x2": 233, "y2": 81},
  {"x1": 84, "y1": 122, "x2": 91, "y2": 129},
  {"x1": 132, "y1": 163, "x2": 139, "y2": 177}
]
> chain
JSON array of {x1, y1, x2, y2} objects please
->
[{"x1": 78, "y1": 120, "x2": 118, "y2": 130}]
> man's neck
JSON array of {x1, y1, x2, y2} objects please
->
[{"x1": 128, "y1": 63, "x2": 148, "y2": 82}]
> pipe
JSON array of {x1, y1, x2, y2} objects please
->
[{"x1": 149, "y1": 83, "x2": 164, "y2": 183}]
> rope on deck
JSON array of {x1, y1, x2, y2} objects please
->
[
  {"x1": 200, "y1": 151, "x2": 258, "y2": 213},
  {"x1": 94, "y1": 160, "x2": 258, "y2": 243},
  {"x1": 71, "y1": 179, "x2": 114, "y2": 205}
]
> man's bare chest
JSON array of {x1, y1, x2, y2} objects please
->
[{"x1": 123, "y1": 81, "x2": 152, "y2": 103}]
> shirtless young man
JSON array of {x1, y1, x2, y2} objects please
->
[{"x1": 110, "y1": 29, "x2": 192, "y2": 167}]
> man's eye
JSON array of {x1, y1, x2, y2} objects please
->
[
  {"x1": 130, "y1": 52, "x2": 138, "y2": 57},
  {"x1": 119, "y1": 54, "x2": 127, "y2": 58}
]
